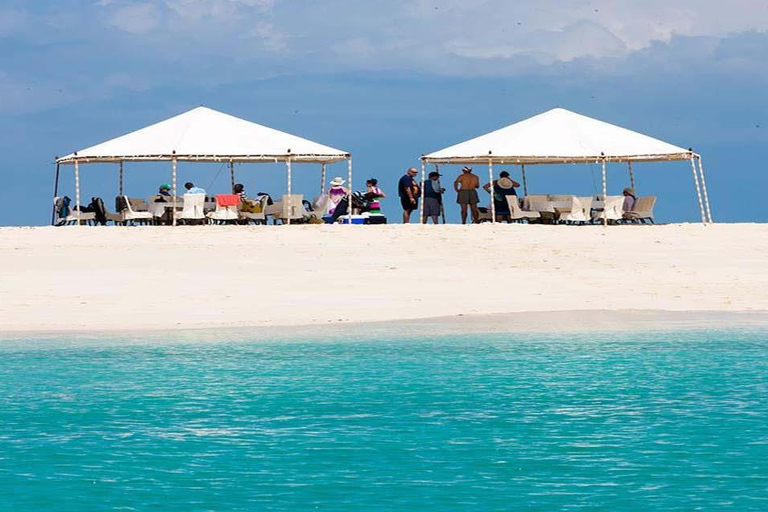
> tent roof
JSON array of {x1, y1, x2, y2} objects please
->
[
  {"x1": 423, "y1": 108, "x2": 692, "y2": 165},
  {"x1": 58, "y1": 106, "x2": 349, "y2": 164}
]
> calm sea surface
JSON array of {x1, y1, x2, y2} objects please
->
[{"x1": 1, "y1": 329, "x2": 767, "y2": 511}]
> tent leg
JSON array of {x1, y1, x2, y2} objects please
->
[
  {"x1": 601, "y1": 157, "x2": 607, "y2": 227},
  {"x1": 436, "y1": 164, "x2": 446, "y2": 224},
  {"x1": 521, "y1": 164, "x2": 528, "y2": 196},
  {"x1": 172, "y1": 157, "x2": 178, "y2": 226},
  {"x1": 347, "y1": 156, "x2": 353, "y2": 225},
  {"x1": 419, "y1": 160, "x2": 426, "y2": 223},
  {"x1": 689, "y1": 156, "x2": 706, "y2": 224},
  {"x1": 696, "y1": 155, "x2": 713, "y2": 223},
  {"x1": 229, "y1": 160, "x2": 236, "y2": 193},
  {"x1": 119, "y1": 161, "x2": 124, "y2": 196},
  {"x1": 628, "y1": 162, "x2": 635, "y2": 192},
  {"x1": 286, "y1": 157, "x2": 292, "y2": 226},
  {"x1": 320, "y1": 163, "x2": 326, "y2": 196},
  {"x1": 488, "y1": 157, "x2": 495, "y2": 223},
  {"x1": 74, "y1": 160, "x2": 81, "y2": 226},
  {"x1": 52, "y1": 162, "x2": 60, "y2": 225}
]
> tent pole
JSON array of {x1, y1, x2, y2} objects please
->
[
  {"x1": 696, "y1": 155, "x2": 713, "y2": 223},
  {"x1": 286, "y1": 155, "x2": 292, "y2": 226},
  {"x1": 52, "y1": 162, "x2": 60, "y2": 226},
  {"x1": 601, "y1": 156, "x2": 607, "y2": 227},
  {"x1": 74, "y1": 158, "x2": 81, "y2": 226},
  {"x1": 229, "y1": 160, "x2": 235, "y2": 192},
  {"x1": 347, "y1": 156, "x2": 353, "y2": 225},
  {"x1": 420, "y1": 159, "x2": 426, "y2": 223},
  {"x1": 488, "y1": 154, "x2": 496, "y2": 224},
  {"x1": 521, "y1": 164, "x2": 528, "y2": 196},
  {"x1": 320, "y1": 163, "x2": 326, "y2": 196},
  {"x1": 119, "y1": 161, "x2": 124, "y2": 196},
  {"x1": 628, "y1": 162, "x2": 635, "y2": 191},
  {"x1": 171, "y1": 154, "x2": 177, "y2": 226},
  {"x1": 689, "y1": 155, "x2": 706, "y2": 224},
  {"x1": 436, "y1": 164, "x2": 446, "y2": 224}
]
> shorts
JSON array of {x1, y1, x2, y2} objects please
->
[
  {"x1": 400, "y1": 196, "x2": 417, "y2": 212},
  {"x1": 457, "y1": 189, "x2": 479, "y2": 205},
  {"x1": 423, "y1": 197, "x2": 441, "y2": 217}
]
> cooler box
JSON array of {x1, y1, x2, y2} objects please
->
[
  {"x1": 365, "y1": 215, "x2": 387, "y2": 225},
  {"x1": 339, "y1": 215, "x2": 367, "y2": 225}
]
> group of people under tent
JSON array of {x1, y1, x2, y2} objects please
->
[
  {"x1": 149, "y1": 176, "x2": 386, "y2": 224},
  {"x1": 145, "y1": 166, "x2": 638, "y2": 225},
  {"x1": 397, "y1": 166, "x2": 640, "y2": 224}
]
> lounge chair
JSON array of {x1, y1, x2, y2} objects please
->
[
  {"x1": 558, "y1": 196, "x2": 590, "y2": 224},
  {"x1": 53, "y1": 197, "x2": 96, "y2": 225},
  {"x1": 176, "y1": 194, "x2": 206, "y2": 224},
  {"x1": 272, "y1": 194, "x2": 305, "y2": 224},
  {"x1": 592, "y1": 195, "x2": 624, "y2": 224},
  {"x1": 507, "y1": 196, "x2": 541, "y2": 223},
  {"x1": 624, "y1": 196, "x2": 656, "y2": 223},
  {"x1": 207, "y1": 194, "x2": 240, "y2": 224},
  {"x1": 239, "y1": 196, "x2": 270, "y2": 225},
  {"x1": 116, "y1": 195, "x2": 154, "y2": 225}
]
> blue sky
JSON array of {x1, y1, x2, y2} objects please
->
[{"x1": 1, "y1": 0, "x2": 767, "y2": 225}]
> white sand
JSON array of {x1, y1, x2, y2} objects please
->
[{"x1": 1, "y1": 224, "x2": 767, "y2": 334}]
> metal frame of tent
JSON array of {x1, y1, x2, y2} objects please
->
[
  {"x1": 54, "y1": 108, "x2": 352, "y2": 226},
  {"x1": 419, "y1": 109, "x2": 713, "y2": 225}
]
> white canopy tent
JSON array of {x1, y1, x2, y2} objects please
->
[
  {"x1": 55, "y1": 106, "x2": 351, "y2": 225},
  {"x1": 421, "y1": 108, "x2": 712, "y2": 224}
]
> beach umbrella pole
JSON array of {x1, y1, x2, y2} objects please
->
[
  {"x1": 320, "y1": 163, "x2": 326, "y2": 196},
  {"x1": 420, "y1": 160, "x2": 426, "y2": 223},
  {"x1": 286, "y1": 154, "x2": 292, "y2": 226},
  {"x1": 628, "y1": 162, "x2": 635, "y2": 192},
  {"x1": 229, "y1": 160, "x2": 235, "y2": 192}
]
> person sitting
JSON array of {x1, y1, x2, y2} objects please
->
[
  {"x1": 483, "y1": 171, "x2": 520, "y2": 222},
  {"x1": 158, "y1": 184, "x2": 172, "y2": 197},
  {"x1": 184, "y1": 182, "x2": 206, "y2": 195},
  {"x1": 622, "y1": 187, "x2": 636, "y2": 213},
  {"x1": 326, "y1": 177, "x2": 348, "y2": 216}
]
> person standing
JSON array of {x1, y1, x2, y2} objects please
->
[
  {"x1": 423, "y1": 171, "x2": 445, "y2": 224},
  {"x1": 365, "y1": 178, "x2": 385, "y2": 214},
  {"x1": 398, "y1": 167, "x2": 420, "y2": 223},
  {"x1": 483, "y1": 171, "x2": 520, "y2": 222},
  {"x1": 454, "y1": 166, "x2": 480, "y2": 224}
]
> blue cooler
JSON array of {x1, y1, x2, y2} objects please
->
[{"x1": 339, "y1": 215, "x2": 367, "y2": 225}]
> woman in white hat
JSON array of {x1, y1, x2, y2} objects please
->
[
  {"x1": 326, "y1": 177, "x2": 348, "y2": 216},
  {"x1": 483, "y1": 171, "x2": 520, "y2": 222}
]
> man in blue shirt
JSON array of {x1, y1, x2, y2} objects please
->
[
  {"x1": 184, "y1": 182, "x2": 206, "y2": 195},
  {"x1": 397, "y1": 167, "x2": 420, "y2": 223}
]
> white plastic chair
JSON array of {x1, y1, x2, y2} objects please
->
[
  {"x1": 592, "y1": 195, "x2": 624, "y2": 223},
  {"x1": 117, "y1": 195, "x2": 154, "y2": 224},
  {"x1": 507, "y1": 196, "x2": 541, "y2": 223},
  {"x1": 53, "y1": 197, "x2": 96, "y2": 225},
  {"x1": 176, "y1": 194, "x2": 206, "y2": 224},
  {"x1": 624, "y1": 196, "x2": 656, "y2": 223}
]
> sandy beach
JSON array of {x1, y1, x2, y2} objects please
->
[{"x1": 1, "y1": 223, "x2": 767, "y2": 334}]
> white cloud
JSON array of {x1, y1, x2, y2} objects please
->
[{"x1": 106, "y1": 3, "x2": 163, "y2": 34}]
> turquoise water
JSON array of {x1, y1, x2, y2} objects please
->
[{"x1": 1, "y1": 330, "x2": 768, "y2": 510}]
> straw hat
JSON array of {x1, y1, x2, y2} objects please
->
[
  {"x1": 497, "y1": 177, "x2": 515, "y2": 189},
  {"x1": 330, "y1": 177, "x2": 345, "y2": 187}
]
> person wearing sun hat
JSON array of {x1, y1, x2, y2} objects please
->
[
  {"x1": 158, "y1": 183, "x2": 172, "y2": 197},
  {"x1": 483, "y1": 170, "x2": 520, "y2": 222},
  {"x1": 326, "y1": 176, "x2": 348, "y2": 216}
]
